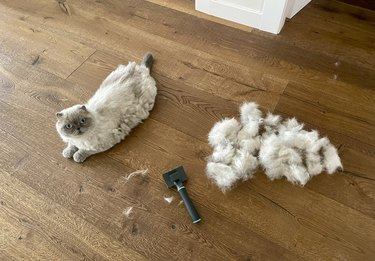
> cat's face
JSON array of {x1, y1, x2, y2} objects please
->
[{"x1": 56, "y1": 105, "x2": 94, "y2": 138}]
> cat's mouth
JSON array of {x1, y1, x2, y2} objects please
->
[{"x1": 74, "y1": 129, "x2": 85, "y2": 135}]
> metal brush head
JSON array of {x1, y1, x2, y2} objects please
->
[{"x1": 163, "y1": 166, "x2": 188, "y2": 188}]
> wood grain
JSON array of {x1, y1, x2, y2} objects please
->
[
  {"x1": 0, "y1": 10, "x2": 95, "y2": 79},
  {"x1": 0, "y1": 56, "x2": 373, "y2": 259},
  {"x1": 66, "y1": 50, "x2": 375, "y2": 224},
  {"x1": 145, "y1": 0, "x2": 256, "y2": 32},
  {"x1": 0, "y1": 0, "x2": 375, "y2": 260},
  {"x1": 268, "y1": 0, "x2": 375, "y2": 70},
  {"x1": 0, "y1": 57, "x2": 298, "y2": 260}
]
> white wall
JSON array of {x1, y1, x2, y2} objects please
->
[
  {"x1": 218, "y1": 0, "x2": 265, "y2": 11},
  {"x1": 196, "y1": 0, "x2": 311, "y2": 34}
]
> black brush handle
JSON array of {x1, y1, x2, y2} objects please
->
[{"x1": 175, "y1": 182, "x2": 201, "y2": 224}]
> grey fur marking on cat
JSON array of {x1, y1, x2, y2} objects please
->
[{"x1": 56, "y1": 52, "x2": 157, "y2": 163}]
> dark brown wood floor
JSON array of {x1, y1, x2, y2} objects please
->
[{"x1": 0, "y1": 0, "x2": 374, "y2": 260}]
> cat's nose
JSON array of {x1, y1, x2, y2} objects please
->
[{"x1": 77, "y1": 127, "x2": 81, "y2": 131}]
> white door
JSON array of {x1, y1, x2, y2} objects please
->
[{"x1": 196, "y1": 0, "x2": 311, "y2": 34}]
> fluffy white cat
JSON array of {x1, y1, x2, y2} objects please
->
[{"x1": 56, "y1": 53, "x2": 157, "y2": 162}]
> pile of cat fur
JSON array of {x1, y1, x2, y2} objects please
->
[{"x1": 206, "y1": 102, "x2": 343, "y2": 192}]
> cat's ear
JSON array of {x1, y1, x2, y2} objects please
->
[
  {"x1": 56, "y1": 112, "x2": 63, "y2": 119},
  {"x1": 80, "y1": 105, "x2": 87, "y2": 111}
]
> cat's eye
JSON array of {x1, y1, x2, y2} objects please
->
[
  {"x1": 80, "y1": 118, "x2": 86, "y2": 123},
  {"x1": 65, "y1": 124, "x2": 73, "y2": 129}
]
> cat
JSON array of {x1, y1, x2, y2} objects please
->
[{"x1": 56, "y1": 52, "x2": 157, "y2": 162}]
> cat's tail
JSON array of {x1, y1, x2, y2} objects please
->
[{"x1": 141, "y1": 52, "x2": 153, "y2": 71}]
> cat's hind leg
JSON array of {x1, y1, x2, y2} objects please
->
[
  {"x1": 73, "y1": 149, "x2": 95, "y2": 163},
  {"x1": 63, "y1": 144, "x2": 78, "y2": 158}
]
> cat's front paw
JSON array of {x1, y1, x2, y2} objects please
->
[
  {"x1": 63, "y1": 146, "x2": 78, "y2": 158},
  {"x1": 73, "y1": 151, "x2": 88, "y2": 163}
]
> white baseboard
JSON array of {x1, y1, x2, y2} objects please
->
[{"x1": 196, "y1": 0, "x2": 263, "y2": 29}]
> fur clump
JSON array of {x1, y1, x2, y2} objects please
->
[
  {"x1": 206, "y1": 102, "x2": 343, "y2": 192},
  {"x1": 259, "y1": 116, "x2": 342, "y2": 185},
  {"x1": 56, "y1": 53, "x2": 156, "y2": 162},
  {"x1": 206, "y1": 104, "x2": 262, "y2": 192}
]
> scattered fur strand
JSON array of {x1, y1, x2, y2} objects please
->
[
  {"x1": 125, "y1": 169, "x2": 148, "y2": 180},
  {"x1": 163, "y1": 196, "x2": 174, "y2": 204},
  {"x1": 123, "y1": 207, "x2": 134, "y2": 219}
]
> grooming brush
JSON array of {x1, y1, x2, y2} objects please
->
[{"x1": 163, "y1": 166, "x2": 201, "y2": 224}]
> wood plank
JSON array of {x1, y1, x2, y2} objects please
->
[
  {"x1": 52, "y1": 0, "x2": 374, "y2": 89},
  {"x1": 103, "y1": 116, "x2": 375, "y2": 260},
  {"x1": 66, "y1": 50, "x2": 274, "y2": 109},
  {"x1": 2, "y1": 58, "x2": 373, "y2": 260},
  {"x1": 65, "y1": 50, "x2": 375, "y2": 152},
  {"x1": 0, "y1": 121, "x2": 299, "y2": 260},
  {"x1": 0, "y1": 9, "x2": 95, "y2": 79},
  {"x1": 2, "y1": 91, "x2": 373, "y2": 260},
  {"x1": 340, "y1": 146, "x2": 375, "y2": 181},
  {"x1": 65, "y1": 49, "x2": 375, "y2": 221},
  {"x1": 0, "y1": 215, "x2": 61, "y2": 261},
  {"x1": 0, "y1": 202, "x2": 100, "y2": 261},
  {"x1": 153, "y1": 0, "x2": 375, "y2": 71},
  {"x1": 115, "y1": 129, "x2": 375, "y2": 260},
  {"x1": 66, "y1": 50, "x2": 279, "y2": 140},
  {"x1": 265, "y1": 0, "x2": 375, "y2": 70},
  {"x1": 274, "y1": 94, "x2": 375, "y2": 219},
  {"x1": 0, "y1": 0, "x2": 287, "y2": 107},
  {"x1": 274, "y1": 94, "x2": 375, "y2": 148},
  {"x1": 335, "y1": 0, "x2": 375, "y2": 11},
  {"x1": 283, "y1": 81, "x2": 375, "y2": 125},
  {"x1": 0, "y1": 0, "x2": 375, "y2": 260},
  {"x1": 4, "y1": 40, "x2": 374, "y2": 228},
  {"x1": 144, "y1": 0, "x2": 255, "y2": 32},
  {"x1": 245, "y1": 174, "x2": 375, "y2": 260},
  {"x1": 306, "y1": 171, "x2": 375, "y2": 220},
  {"x1": 312, "y1": 0, "x2": 375, "y2": 27},
  {"x1": 3, "y1": 0, "x2": 374, "y2": 92},
  {"x1": 0, "y1": 56, "x2": 299, "y2": 260},
  {"x1": 0, "y1": 168, "x2": 145, "y2": 261}
]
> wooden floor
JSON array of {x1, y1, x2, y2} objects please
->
[{"x1": 0, "y1": 0, "x2": 374, "y2": 260}]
